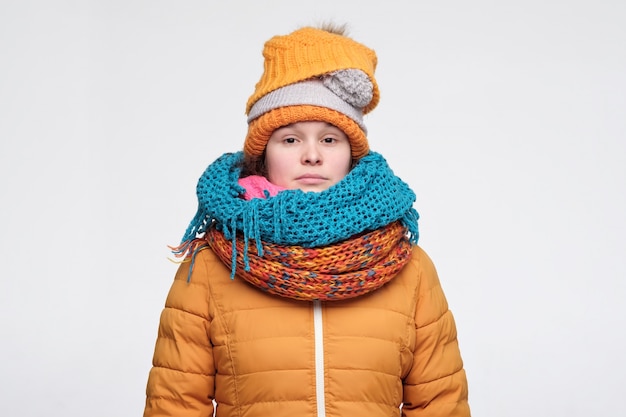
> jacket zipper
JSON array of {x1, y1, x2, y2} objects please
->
[{"x1": 313, "y1": 300, "x2": 326, "y2": 417}]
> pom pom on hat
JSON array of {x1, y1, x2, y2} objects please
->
[
  {"x1": 244, "y1": 26, "x2": 379, "y2": 160},
  {"x1": 322, "y1": 69, "x2": 374, "y2": 109}
]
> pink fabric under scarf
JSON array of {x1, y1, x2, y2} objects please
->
[{"x1": 238, "y1": 175, "x2": 286, "y2": 200}]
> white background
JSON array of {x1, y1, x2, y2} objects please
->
[{"x1": 1, "y1": 1, "x2": 625, "y2": 416}]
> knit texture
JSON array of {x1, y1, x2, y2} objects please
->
[
  {"x1": 206, "y1": 221, "x2": 412, "y2": 301},
  {"x1": 245, "y1": 27, "x2": 379, "y2": 114},
  {"x1": 247, "y1": 78, "x2": 369, "y2": 133},
  {"x1": 174, "y1": 151, "x2": 419, "y2": 282},
  {"x1": 238, "y1": 175, "x2": 286, "y2": 200},
  {"x1": 244, "y1": 27, "x2": 379, "y2": 160},
  {"x1": 245, "y1": 105, "x2": 368, "y2": 159}
]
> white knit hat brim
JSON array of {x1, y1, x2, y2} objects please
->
[{"x1": 247, "y1": 79, "x2": 367, "y2": 134}]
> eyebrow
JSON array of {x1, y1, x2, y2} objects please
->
[{"x1": 270, "y1": 123, "x2": 346, "y2": 142}]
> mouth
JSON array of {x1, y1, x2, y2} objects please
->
[{"x1": 296, "y1": 174, "x2": 327, "y2": 185}]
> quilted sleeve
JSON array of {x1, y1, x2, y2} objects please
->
[
  {"x1": 143, "y1": 256, "x2": 216, "y2": 417},
  {"x1": 402, "y1": 248, "x2": 471, "y2": 417}
]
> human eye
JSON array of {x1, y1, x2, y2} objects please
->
[
  {"x1": 284, "y1": 137, "x2": 297, "y2": 144},
  {"x1": 322, "y1": 136, "x2": 337, "y2": 144}
]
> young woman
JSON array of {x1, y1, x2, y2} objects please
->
[{"x1": 143, "y1": 24, "x2": 471, "y2": 417}]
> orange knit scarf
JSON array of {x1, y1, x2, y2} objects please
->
[{"x1": 205, "y1": 221, "x2": 413, "y2": 301}]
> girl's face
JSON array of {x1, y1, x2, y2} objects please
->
[{"x1": 265, "y1": 121, "x2": 352, "y2": 192}]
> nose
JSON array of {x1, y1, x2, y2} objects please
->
[{"x1": 302, "y1": 141, "x2": 321, "y2": 165}]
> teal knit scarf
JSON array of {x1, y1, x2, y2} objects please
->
[{"x1": 177, "y1": 151, "x2": 419, "y2": 273}]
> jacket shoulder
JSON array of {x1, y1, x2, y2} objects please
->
[
  {"x1": 398, "y1": 245, "x2": 450, "y2": 327},
  {"x1": 165, "y1": 247, "x2": 227, "y2": 318}
]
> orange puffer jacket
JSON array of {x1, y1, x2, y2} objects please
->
[{"x1": 144, "y1": 245, "x2": 470, "y2": 417}]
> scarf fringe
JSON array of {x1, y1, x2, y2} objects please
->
[
  {"x1": 168, "y1": 239, "x2": 209, "y2": 282},
  {"x1": 174, "y1": 205, "x2": 418, "y2": 283},
  {"x1": 403, "y1": 208, "x2": 420, "y2": 245},
  {"x1": 181, "y1": 207, "x2": 208, "y2": 244}
]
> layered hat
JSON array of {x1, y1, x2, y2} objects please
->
[{"x1": 244, "y1": 26, "x2": 379, "y2": 160}]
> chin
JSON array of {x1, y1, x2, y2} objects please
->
[{"x1": 300, "y1": 186, "x2": 330, "y2": 193}]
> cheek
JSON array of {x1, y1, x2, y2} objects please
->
[
  {"x1": 265, "y1": 152, "x2": 291, "y2": 185},
  {"x1": 334, "y1": 152, "x2": 353, "y2": 178}
]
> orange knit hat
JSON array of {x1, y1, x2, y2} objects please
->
[{"x1": 244, "y1": 26, "x2": 379, "y2": 159}]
